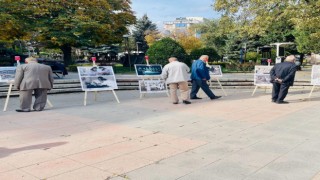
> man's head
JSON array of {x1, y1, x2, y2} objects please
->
[
  {"x1": 25, "y1": 57, "x2": 38, "y2": 63},
  {"x1": 168, "y1": 57, "x2": 178, "y2": 63},
  {"x1": 285, "y1": 55, "x2": 296, "y2": 62},
  {"x1": 199, "y1": 55, "x2": 209, "y2": 62}
]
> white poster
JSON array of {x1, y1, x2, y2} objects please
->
[
  {"x1": 254, "y1": 65, "x2": 273, "y2": 86},
  {"x1": 77, "y1": 66, "x2": 118, "y2": 91},
  {"x1": 139, "y1": 79, "x2": 167, "y2": 93},
  {"x1": 208, "y1": 65, "x2": 223, "y2": 77},
  {"x1": 0, "y1": 67, "x2": 16, "y2": 83},
  {"x1": 311, "y1": 65, "x2": 320, "y2": 85}
]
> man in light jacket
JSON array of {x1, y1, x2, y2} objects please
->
[
  {"x1": 14, "y1": 57, "x2": 54, "y2": 112},
  {"x1": 161, "y1": 57, "x2": 191, "y2": 104}
]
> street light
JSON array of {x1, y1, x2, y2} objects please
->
[
  {"x1": 136, "y1": 42, "x2": 142, "y2": 54},
  {"x1": 123, "y1": 34, "x2": 131, "y2": 71}
]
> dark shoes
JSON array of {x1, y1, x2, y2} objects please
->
[
  {"x1": 190, "y1": 97, "x2": 202, "y2": 100},
  {"x1": 276, "y1": 101, "x2": 289, "y2": 104},
  {"x1": 16, "y1": 109, "x2": 30, "y2": 112},
  {"x1": 173, "y1": 101, "x2": 191, "y2": 104},
  {"x1": 210, "y1": 96, "x2": 222, "y2": 100},
  {"x1": 271, "y1": 99, "x2": 276, "y2": 103}
]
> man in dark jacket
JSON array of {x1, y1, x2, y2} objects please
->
[
  {"x1": 270, "y1": 55, "x2": 297, "y2": 104},
  {"x1": 190, "y1": 55, "x2": 221, "y2": 100}
]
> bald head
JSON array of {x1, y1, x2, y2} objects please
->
[
  {"x1": 25, "y1": 57, "x2": 38, "y2": 63},
  {"x1": 285, "y1": 55, "x2": 296, "y2": 62},
  {"x1": 168, "y1": 57, "x2": 178, "y2": 63},
  {"x1": 199, "y1": 55, "x2": 209, "y2": 62}
]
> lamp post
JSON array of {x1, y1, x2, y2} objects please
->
[
  {"x1": 136, "y1": 42, "x2": 141, "y2": 54},
  {"x1": 123, "y1": 34, "x2": 131, "y2": 71}
]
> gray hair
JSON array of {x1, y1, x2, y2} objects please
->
[
  {"x1": 199, "y1": 55, "x2": 209, "y2": 61},
  {"x1": 168, "y1": 57, "x2": 178, "y2": 62},
  {"x1": 25, "y1": 57, "x2": 38, "y2": 63},
  {"x1": 285, "y1": 55, "x2": 296, "y2": 62}
]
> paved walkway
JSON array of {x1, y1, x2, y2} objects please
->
[{"x1": 1, "y1": 83, "x2": 320, "y2": 179}]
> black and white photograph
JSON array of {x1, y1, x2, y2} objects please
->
[
  {"x1": 0, "y1": 67, "x2": 16, "y2": 82},
  {"x1": 77, "y1": 66, "x2": 118, "y2": 91},
  {"x1": 254, "y1": 66, "x2": 273, "y2": 86},
  {"x1": 78, "y1": 66, "x2": 113, "y2": 76},
  {"x1": 135, "y1": 64, "x2": 162, "y2": 77},
  {"x1": 208, "y1": 65, "x2": 223, "y2": 77},
  {"x1": 311, "y1": 65, "x2": 320, "y2": 85},
  {"x1": 139, "y1": 80, "x2": 167, "y2": 93}
]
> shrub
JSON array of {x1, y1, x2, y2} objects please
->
[
  {"x1": 189, "y1": 47, "x2": 221, "y2": 63},
  {"x1": 67, "y1": 63, "x2": 92, "y2": 72},
  {"x1": 245, "y1": 51, "x2": 259, "y2": 62},
  {"x1": 146, "y1": 38, "x2": 189, "y2": 66},
  {"x1": 225, "y1": 61, "x2": 255, "y2": 72}
]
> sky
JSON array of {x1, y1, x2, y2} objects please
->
[{"x1": 131, "y1": 0, "x2": 221, "y2": 30}]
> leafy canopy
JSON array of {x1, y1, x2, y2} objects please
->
[{"x1": 146, "y1": 38, "x2": 189, "y2": 66}]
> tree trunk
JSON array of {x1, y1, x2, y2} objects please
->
[{"x1": 60, "y1": 44, "x2": 72, "y2": 66}]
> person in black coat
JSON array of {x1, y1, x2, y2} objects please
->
[{"x1": 270, "y1": 55, "x2": 297, "y2": 104}]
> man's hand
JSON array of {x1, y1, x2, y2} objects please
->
[{"x1": 275, "y1": 78, "x2": 283, "y2": 83}]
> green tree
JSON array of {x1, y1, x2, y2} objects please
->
[
  {"x1": 190, "y1": 47, "x2": 221, "y2": 62},
  {"x1": 175, "y1": 30, "x2": 203, "y2": 54},
  {"x1": 132, "y1": 14, "x2": 158, "y2": 53},
  {"x1": 146, "y1": 38, "x2": 189, "y2": 66},
  {"x1": 0, "y1": 0, "x2": 136, "y2": 65},
  {"x1": 213, "y1": 0, "x2": 320, "y2": 53}
]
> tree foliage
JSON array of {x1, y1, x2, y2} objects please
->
[
  {"x1": 146, "y1": 38, "x2": 189, "y2": 66},
  {"x1": 175, "y1": 30, "x2": 203, "y2": 54},
  {"x1": 189, "y1": 47, "x2": 221, "y2": 62},
  {"x1": 132, "y1": 14, "x2": 158, "y2": 52},
  {"x1": 0, "y1": 0, "x2": 136, "y2": 65},
  {"x1": 213, "y1": 0, "x2": 320, "y2": 53}
]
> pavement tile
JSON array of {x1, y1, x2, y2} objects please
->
[
  {"x1": 67, "y1": 140, "x2": 153, "y2": 165},
  {"x1": 0, "y1": 169, "x2": 38, "y2": 180},
  {"x1": 3, "y1": 149, "x2": 60, "y2": 168},
  {"x1": 0, "y1": 161, "x2": 15, "y2": 173},
  {"x1": 131, "y1": 144, "x2": 183, "y2": 162},
  {"x1": 179, "y1": 159, "x2": 257, "y2": 180},
  {"x1": 48, "y1": 166, "x2": 113, "y2": 180},
  {"x1": 20, "y1": 157, "x2": 84, "y2": 179},
  {"x1": 92, "y1": 154, "x2": 153, "y2": 175}
]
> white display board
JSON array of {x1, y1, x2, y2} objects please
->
[
  {"x1": 308, "y1": 65, "x2": 320, "y2": 98},
  {"x1": 253, "y1": 65, "x2": 273, "y2": 86},
  {"x1": 139, "y1": 79, "x2": 167, "y2": 93},
  {"x1": 311, "y1": 65, "x2": 320, "y2": 85},
  {"x1": 0, "y1": 67, "x2": 16, "y2": 82},
  {"x1": 208, "y1": 65, "x2": 223, "y2": 77},
  {"x1": 77, "y1": 66, "x2": 118, "y2": 91}
]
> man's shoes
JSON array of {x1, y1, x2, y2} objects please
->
[
  {"x1": 173, "y1": 102, "x2": 179, "y2": 104},
  {"x1": 16, "y1": 109, "x2": 30, "y2": 112},
  {"x1": 183, "y1": 100, "x2": 191, "y2": 104},
  {"x1": 271, "y1": 99, "x2": 276, "y2": 103},
  {"x1": 190, "y1": 97, "x2": 202, "y2": 100},
  {"x1": 210, "y1": 96, "x2": 222, "y2": 100},
  {"x1": 276, "y1": 101, "x2": 289, "y2": 104}
]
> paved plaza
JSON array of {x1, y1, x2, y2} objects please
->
[{"x1": 1, "y1": 69, "x2": 320, "y2": 179}]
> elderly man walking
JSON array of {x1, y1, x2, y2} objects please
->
[
  {"x1": 190, "y1": 55, "x2": 221, "y2": 100},
  {"x1": 161, "y1": 57, "x2": 191, "y2": 104},
  {"x1": 270, "y1": 55, "x2": 297, "y2": 104},
  {"x1": 14, "y1": 57, "x2": 54, "y2": 112}
]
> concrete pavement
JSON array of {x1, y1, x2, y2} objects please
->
[{"x1": 1, "y1": 68, "x2": 320, "y2": 179}]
